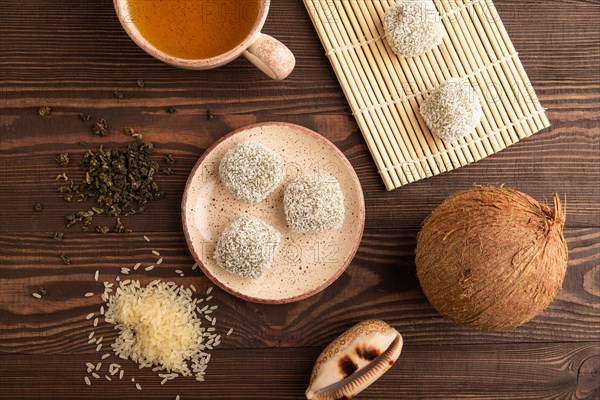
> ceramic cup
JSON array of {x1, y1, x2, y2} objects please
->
[{"x1": 113, "y1": 0, "x2": 295, "y2": 80}]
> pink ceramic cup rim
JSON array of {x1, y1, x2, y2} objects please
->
[{"x1": 113, "y1": 0, "x2": 270, "y2": 69}]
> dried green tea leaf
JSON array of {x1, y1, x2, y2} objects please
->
[
  {"x1": 55, "y1": 172, "x2": 69, "y2": 181},
  {"x1": 96, "y1": 225, "x2": 110, "y2": 234},
  {"x1": 55, "y1": 152, "x2": 70, "y2": 167},
  {"x1": 92, "y1": 119, "x2": 109, "y2": 137},
  {"x1": 163, "y1": 154, "x2": 175, "y2": 164},
  {"x1": 57, "y1": 142, "x2": 166, "y2": 231},
  {"x1": 38, "y1": 107, "x2": 52, "y2": 117},
  {"x1": 123, "y1": 127, "x2": 143, "y2": 140}
]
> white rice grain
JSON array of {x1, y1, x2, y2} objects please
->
[
  {"x1": 105, "y1": 375, "x2": 112, "y2": 381},
  {"x1": 96, "y1": 343, "x2": 102, "y2": 352},
  {"x1": 93, "y1": 318, "x2": 98, "y2": 327},
  {"x1": 134, "y1": 262, "x2": 141, "y2": 270},
  {"x1": 119, "y1": 370, "x2": 124, "y2": 379},
  {"x1": 227, "y1": 328, "x2": 234, "y2": 336},
  {"x1": 144, "y1": 265, "x2": 154, "y2": 271},
  {"x1": 156, "y1": 258, "x2": 163, "y2": 265},
  {"x1": 85, "y1": 292, "x2": 94, "y2": 297},
  {"x1": 84, "y1": 376, "x2": 91, "y2": 386},
  {"x1": 94, "y1": 270, "x2": 99, "y2": 281},
  {"x1": 136, "y1": 383, "x2": 142, "y2": 390},
  {"x1": 86, "y1": 312, "x2": 94, "y2": 320},
  {"x1": 144, "y1": 235, "x2": 150, "y2": 242},
  {"x1": 101, "y1": 353, "x2": 110, "y2": 360},
  {"x1": 152, "y1": 250, "x2": 160, "y2": 256},
  {"x1": 192, "y1": 263, "x2": 198, "y2": 270},
  {"x1": 92, "y1": 372, "x2": 100, "y2": 379}
]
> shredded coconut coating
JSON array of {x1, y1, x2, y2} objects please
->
[
  {"x1": 420, "y1": 78, "x2": 483, "y2": 143},
  {"x1": 215, "y1": 213, "x2": 281, "y2": 279},
  {"x1": 383, "y1": 0, "x2": 445, "y2": 57},
  {"x1": 284, "y1": 174, "x2": 345, "y2": 233},
  {"x1": 219, "y1": 141, "x2": 284, "y2": 204}
]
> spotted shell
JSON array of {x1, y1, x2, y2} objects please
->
[{"x1": 305, "y1": 319, "x2": 403, "y2": 400}]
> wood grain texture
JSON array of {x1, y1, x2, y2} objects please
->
[
  {"x1": 0, "y1": 344, "x2": 597, "y2": 399},
  {"x1": 0, "y1": 229, "x2": 598, "y2": 354},
  {"x1": 0, "y1": 112, "x2": 598, "y2": 231},
  {"x1": 1, "y1": 0, "x2": 599, "y2": 399}
]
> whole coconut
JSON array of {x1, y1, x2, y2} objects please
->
[{"x1": 416, "y1": 186, "x2": 568, "y2": 331}]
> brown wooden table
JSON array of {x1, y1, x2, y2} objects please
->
[{"x1": 1, "y1": 1, "x2": 599, "y2": 399}]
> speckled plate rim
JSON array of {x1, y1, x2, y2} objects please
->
[{"x1": 181, "y1": 122, "x2": 365, "y2": 304}]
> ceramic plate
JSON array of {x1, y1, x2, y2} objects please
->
[{"x1": 182, "y1": 122, "x2": 365, "y2": 303}]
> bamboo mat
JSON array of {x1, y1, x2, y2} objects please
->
[{"x1": 304, "y1": 0, "x2": 550, "y2": 190}]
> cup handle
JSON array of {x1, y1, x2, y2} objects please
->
[{"x1": 243, "y1": 33, "x2": 295, "y2": 80}]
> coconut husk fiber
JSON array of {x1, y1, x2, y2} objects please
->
[{"x1": 416, "y1": 186, "x2": 568, "y2": 331}]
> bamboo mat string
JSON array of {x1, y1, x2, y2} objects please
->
[
  {"x1": 378, "y1": 107, "x2": 548, "y2": 175},
  {"x1": 474, "y1": 0, "x2": 549, "y2": 132},
  {"x1": 306, "y1": 0, "x2": 400, "y2": 188},
  {"x1": 435, "y1": 0, "x2": 495, "y2": 158},
  {"x1": 321, "y1": 0, "x2": 407, "y2": 185},
  {"x1": 455, "y1": 0, "x2": 532, "y2": 139},
  {"x1": 351, "y1": 51, "x2": 518, "y2": 116},
  {"x1": 450, "y1": 0, "x2": 523, "y2": 144},
  {"x1": 333, "y1": 0, "x2": 427, "y2": 178},
  {"x1": 303, "y1": 0, "x2": 550, "y2": 190},
  {"x1": 347, "y1": 0, "x2": 444, "y2": 177},
  {"x1": 441, "y1": 0, "x2": 507, "y2": 154},
  {"x1": 325, "y1": 0, "x2": 475, "y2": 57}
]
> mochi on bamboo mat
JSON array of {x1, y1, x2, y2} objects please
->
[{"x1": 304, "y1": 0, "x2": 550, "y2": 190}]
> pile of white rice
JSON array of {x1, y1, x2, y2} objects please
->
[
  {"x1": 103, "y1": 279, "x2": 218, "y2": 380},
  {"x1": 82, "y1": 236, "x2": 233, "y2": 393}
]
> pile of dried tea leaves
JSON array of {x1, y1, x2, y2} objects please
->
[{"x1": 57, "y1": 141, "x2": 167, "y2": 232}]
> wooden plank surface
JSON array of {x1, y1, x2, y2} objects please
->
[
  {"x1": 1, "y1": 228, "x2": 599, "y2": 352},
  {"x1": 1, "y1": 0, "x2": 599, "y2": 399},
  {"x1": 0, "y1": 344, "x2": 598, "y2": 399}
]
